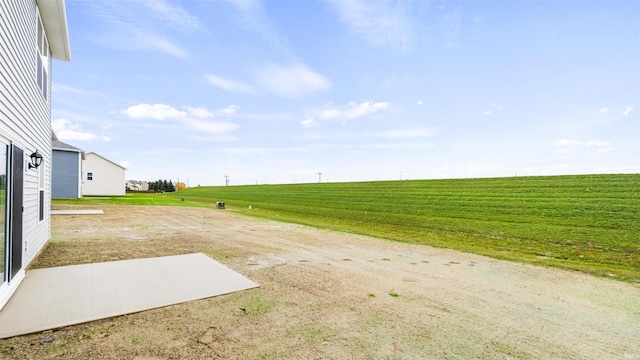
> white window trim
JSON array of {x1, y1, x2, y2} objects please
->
[
  {"x1": 0, "y1": 137, "x2": 10, "y2": 290},
  {"x1": 35, "y1": 9, "x2": 49, "y2": 101}
]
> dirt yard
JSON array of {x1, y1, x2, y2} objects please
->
[{"x1": 1, "y1": 205, "x2": 638, "y2": 359}]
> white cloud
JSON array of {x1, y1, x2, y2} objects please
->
[
  {"x1": 624, "y1": 106, "x2": 634, "y2": 116},
  {"x1": 585, "y1": 140, "x2": 610, "y2": 147},
  {"x1": 209, "y1": 63, "x2": 332, "y2": 98},
  {"x1": 186, "y1": 107, "x2": 214, "y2": 118},
  {"x1": 86, "y1": 1, "x2": 200, "y2": 59},
  {"x1": 52, "y1": 119, "x2": 104, "y2": 142},
  {"x1": 123, "y1": 103, "x2": 186, "y2": 120},
  {"x1": 483, "y1": 111, "x2": 492, "y2": 115},
  {"x1": 255, "y1": 63, "x2": 331, "y2": 98},
  {"x1": 205, "y1": 74, "x2": 254, "y2": 93},
  {"x1": 301, "y1": 118, "x2": 319, "y2": 128},
  {"x1": 324, "y1": 0, "x2": 411, "y2": 49},
  {"x1": 417, "y1": 100, "x2": 423, "y2": 105},
  {"x1": 598, "y1": 107, "x2": 608, "y2": 114},
  {"x1": 218, "y1": 105, "x2": 239, "y2": 116},
  {"x1": 122, "y1": 103, "x2": 238, "y2": 135},
  {"x1": 139, "y1": 33, "x2": 189, "y2": 59},
  {"x1": 144, "y1": 0, "x2": 206, "y2": 33},
  {"x1": 552, "y1": 139, "x2": 612, "y2": 154},
  {"x1": 102, "y1": 136, "x2": 111, "y2": 142},
  {"x1": 320, "y1": 101, "x2": 389, "y2": 121},
  {"x1": 221, "y1": 0, "x2": 286, "y2": 52},
  {"x1": 119, "y1": 160, "x2": 131, "y2": 168},
  {"x1": 53, "y1": 84, "x2": 90, "y2": 95}
]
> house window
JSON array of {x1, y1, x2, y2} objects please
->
[
  {"x1": 87, "y1": 172, "x2": 93, "y2": 181},
  {"x1": 36, "y1": 10, "x2": 49, "y2": 101},
  {"x1": 0, "y1": 142, "x2": 7, "y2": 284},
  {"x1": 39, "y1": 191, "x2": 44, "y2": 222},
  {"x1": 38, "y1": 164, "x2": 44, "y2": 222}
]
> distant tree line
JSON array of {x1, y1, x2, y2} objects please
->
[{"x1": 148, "y1": 179, "x2": 175, "y2": 192}]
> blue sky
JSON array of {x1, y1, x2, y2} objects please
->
[{"x1": 52, "y1": 0, "x2": 639, "y2": 186}]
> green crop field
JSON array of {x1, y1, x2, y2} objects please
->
[{"x1": 54, "y1": 174, "x2": 640, "y2": 282}]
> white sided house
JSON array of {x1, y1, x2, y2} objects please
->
[
  {"x1": 126, "y1": 180, "x2": 149, "y2": 192},
  {"x1": 82, "y1": 152, "x2": 126, "y2": 196},
  {"x1": 0, "y1": 0, "x2": 71, "y2": 309}
]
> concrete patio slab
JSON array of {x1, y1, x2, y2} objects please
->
[
  {"x1": 0, "y1": 253, "x2": 259, "y2": 339},
  {"x1": 51, "y1": 209, "x2": 104, "y2": 215}
]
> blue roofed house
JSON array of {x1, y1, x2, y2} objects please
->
[
  {"x1": 0, "y1": 0, "x2": 71, "y2": 309},
  {"x1": 52, "y1": 137, "x2": 84, "y2": 199}
]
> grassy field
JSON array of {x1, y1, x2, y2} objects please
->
[{"x1": 54, "y1": 174, "x2": 640, "y2": 282}]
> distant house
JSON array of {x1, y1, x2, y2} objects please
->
[
  {"x1": 126, "y1": 180, "x2": 149, "y2": 191},
  {"x1": 0, "y1": 0, "x2": 71, "y2": 309},
  {"x1": 82, "y1": 153, "x2": 126, "y2": 196},
  {"x1": 52, "y1": 138, "x2": 85, "y2": 198}
]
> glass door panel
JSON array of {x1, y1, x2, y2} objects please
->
[{"x1": 0, "y1": 142, "x2": 7, "y2": 284}]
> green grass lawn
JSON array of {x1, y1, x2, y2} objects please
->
[{"x1": 54, "y1": 174, "x2": 640, "y2": 282}]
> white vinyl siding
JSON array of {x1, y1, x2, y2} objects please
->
[
  {"x1": 82, "y1": 153, "x2": 126, "y2": 196},
  {"x1": 0, "y1": 0, "x2": 52, "y2": 269}
]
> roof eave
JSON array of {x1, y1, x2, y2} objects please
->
[
  {"x1": 86, "y1": 152, "x2": 126, "y2": 170},
  {"x1": 37, "y1": 0, "x2": 71, "y2": 61}
]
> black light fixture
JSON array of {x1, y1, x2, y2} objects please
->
[{"x1": 29, "y1": 150, "x2": 43, "y2": 170}]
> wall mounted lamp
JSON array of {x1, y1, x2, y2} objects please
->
[{"x1": 29, "y1": 150, "x2": 43, "y2": 170}]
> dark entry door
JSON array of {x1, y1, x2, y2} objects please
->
[{"x1": 9, "y1": 145, "x2": 22, "y2": 281}]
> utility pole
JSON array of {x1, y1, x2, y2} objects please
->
[
  {"x1": 225, "y1": 175, "x2": 229, "y2": 186},
  {"x1": 316, "y1": 172, "x2": 323, "y2": 183}
]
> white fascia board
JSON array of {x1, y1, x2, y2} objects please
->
[
  {"x1": 86, "y1": 152, "x2": 126, "y2": 170},
  {"x1": 37, "y1": 0, "x2": 72, "y2": 61}
]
